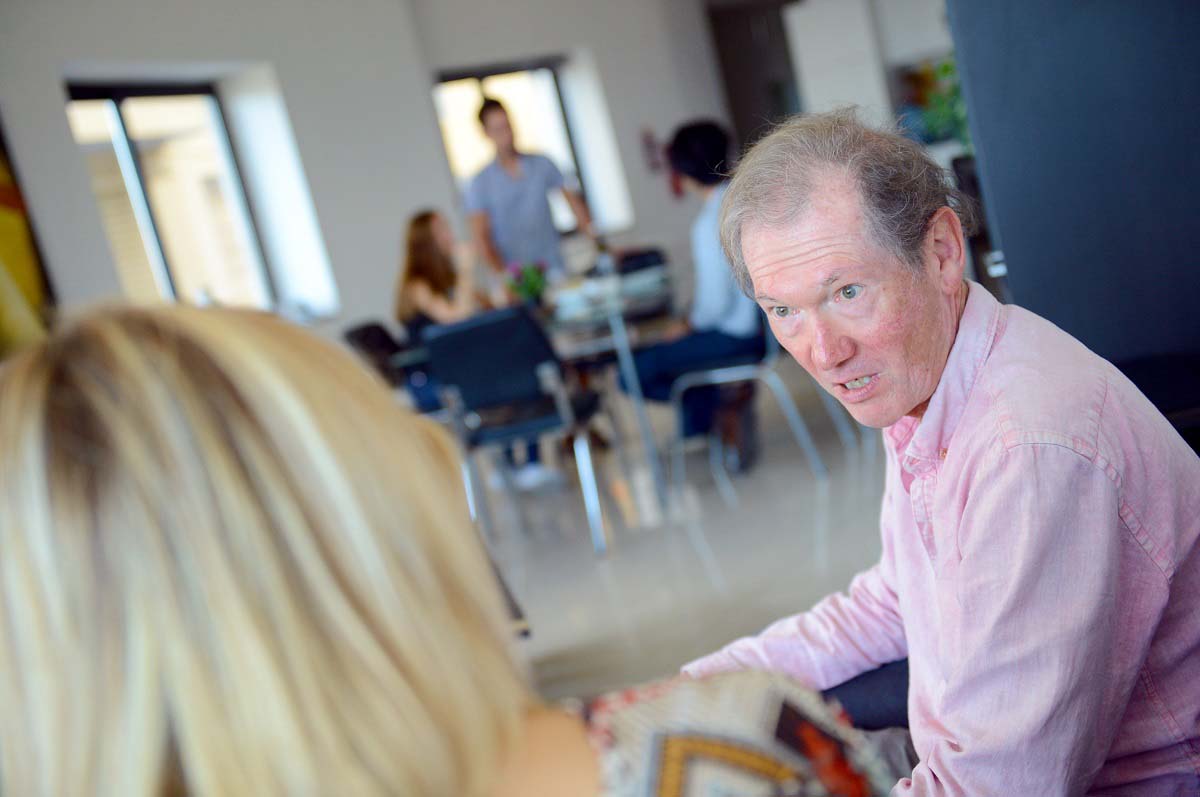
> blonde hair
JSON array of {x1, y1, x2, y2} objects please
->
[{"x1": 0, "y1": 305, "x2": 531, "y2": 796}]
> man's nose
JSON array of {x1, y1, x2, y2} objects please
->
[{"x1": 809, "y1": 319, "x2": 854, "y2": 372}]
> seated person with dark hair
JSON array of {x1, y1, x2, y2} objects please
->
[{"x1": 624, "y1": 120, "x2": 764, "y2": 441}]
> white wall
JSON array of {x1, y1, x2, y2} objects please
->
[
  {"x1": 0, "y1": 0, "x2": 458, "y2": 330},
  {"x1": 783, "y1": 0, "x2": 953, "y2": 121},
  {"x1": 871, "y1": 0, "x2": 954, "y2": 67},
  {"x1": 1, "y1": 0, "x2": 732, "y2": 327},
  {"x1": 783, "y1": 0, "x2": 892, "y2": 123},
  {"x1": 410, "y1": 0, "x2": 731, "y2": 273}
]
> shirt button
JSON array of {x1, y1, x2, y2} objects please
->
[{"x1": 939, "y1": 448, "x2": 948, "y2": 460}]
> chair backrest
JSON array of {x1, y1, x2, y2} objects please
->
[
  {"x1": 616, "y1": 247, "x2": 667, "y2": 274},
  {"x1": 422, "y1": 305, "x2": 559, "y2": 410},
  {"x1": 343, "y1": 321, "x2": 406, "y2": 386}
]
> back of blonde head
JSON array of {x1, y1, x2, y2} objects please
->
[{"x1": 0, "y1": 306, "x2": 529, "y2": 796}]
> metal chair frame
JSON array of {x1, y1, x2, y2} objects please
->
[
  {"x1": 437, "y1": 354, "x2": 611, "y2": 556},
  {"x1": 668, "y1": 332, "x2": 857, "y2": 506}
]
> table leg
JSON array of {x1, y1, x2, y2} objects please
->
[{"x1": 606, "y1": 308, "x2": 669, "y2": 518}]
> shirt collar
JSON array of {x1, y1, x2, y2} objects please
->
[{"x1": 889, "y1": 280, "x2": 1003, "y2": 465}]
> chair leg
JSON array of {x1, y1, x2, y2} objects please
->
[
  {"x1": 670, "y1": 392, "x2": 689, "y2": 503},
  {"x1": 461, "y1": 454, "x2": 498, "y2": 542},
  {"x1": 493, "y1": 450, "x2": 532, "y2": 537},
  {"x1": 816, "y1": 383, "x2": 858, "y2": 451},
  {"x1": 707, "y1": 432, "x2": 739, "y2": 508},
  {"x1": 573, "y1": 430, "x2": 609, "y2": 555},
  {"x1": 601, "y1": 400, "x2": 646, "y2": 529},
  {"x1": 761, "y1": 370, "x2": 828, "y2": 479},
  {"x1": 603, "y1": 400, "x2": 634, "y2": 481}
]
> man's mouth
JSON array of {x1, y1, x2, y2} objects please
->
[{"x1": 840, "y1": 374, "x2": 876, "y2": 390}]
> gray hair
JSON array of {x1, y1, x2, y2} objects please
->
[{"x1": 720, "y1": 107, "x2": 978, "y2": 294}]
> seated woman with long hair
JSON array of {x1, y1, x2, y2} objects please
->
[
  {"x1": 396, "y1": 209, "x2": 550, "y2": 489},
  {"x1": 394, "y1": 208, "x2": 480, "y2": 413},
  {"x1": 395, "y1": 209, "x2": 485, "y2": 337},
  {"x1": 0, "y1": 305, "x2": 905, "y2": 796}
]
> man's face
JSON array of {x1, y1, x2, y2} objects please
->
[
  {"x1": 481, "y1": 108, "x2": 515, "y2": 155},
  {"x1": 743, "y1": 174, "x2": 964, "y2": 428}
]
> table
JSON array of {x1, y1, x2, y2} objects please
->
[{"x1": 548, "y1": 291, "x2": 673, "y2": 518}]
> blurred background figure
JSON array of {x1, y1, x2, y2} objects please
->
[
  {"x1": 395, "y1": 208, "x2": 481, "y2": 412},
  {"x1": 0, "y1": 305, "x2": 905, "y2": 796},
  {"x1": 624, "y1": 120, "x2": 764, "y2": 448},
  {"x1": 395, "y1": 208, "x2": 552, "y2": 489},
  {"x1": 396, "y1": 209, "x2": 482, "y2": 345},
  {"x1": 467, "y1": 97, "x2": 595, "y2": 283}
]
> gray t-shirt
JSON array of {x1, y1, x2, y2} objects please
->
[{"x1": 464, "y1": 154, "x2": 566, "y2": 277}]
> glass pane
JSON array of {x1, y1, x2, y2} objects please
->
[
  {"x1": 433, "y1": 68, "x2": 582, "y2": 232},
  {"x1": 121, "y1": 94, "x2": 271, "y2": 309},
  {"x1": 433, "y1": 78, "x2": 489, "y2": 185},
  {"x1": 65, "y1": 99, "x2": 168, "y2": 302}
]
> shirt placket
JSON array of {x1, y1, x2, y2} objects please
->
[{"x1": 904, "y1": 456, "x2": 940, "y2": 562}]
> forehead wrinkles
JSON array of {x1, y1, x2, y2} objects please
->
[
  {"x1": 744, "y1": 212, "x2": 877, "y2": 296},
  {"x1": 746, "y1": 231, "x2": 863, "y2": 289}
]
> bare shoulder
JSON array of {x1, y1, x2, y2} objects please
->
[{"x1": 491, "y1": 708, "x2": 600, "y2": 797}]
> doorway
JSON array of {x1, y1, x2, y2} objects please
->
[{"x1": 707, "y1": 1, "x2": 802, "y2": 151}]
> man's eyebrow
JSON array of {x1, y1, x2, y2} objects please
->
[
  {"x1": 755, "y1": 294, "x2": 779, "y2": 303},
  {"x1": 820, "y1": 271, "x2": 844, "y2": 287}
]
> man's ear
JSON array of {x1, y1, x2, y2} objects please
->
[{"x1": 925, "y1": 206, "x2": 966, "y2": 293}]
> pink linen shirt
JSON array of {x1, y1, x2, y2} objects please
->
[{"x1": 683, "y1": 281, "x2": 1200, "y2": 794}]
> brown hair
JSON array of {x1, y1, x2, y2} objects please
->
[
  {"x1": 478, "y1": 97, "x2": 506, "y2": 126},
  {"x1": 395, "y1": 210, "x2": 457, "y2": 322}
]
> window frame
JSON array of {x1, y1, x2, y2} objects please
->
[
  {"x1": 435, "y1": 56, "x2": 589, "y2": 236},
  {"x1": 66, "y1": 82, "x2": 277, "y2": 306}
]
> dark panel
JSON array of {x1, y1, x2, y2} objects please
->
[{"x1": 947, "y1": 1, "x2": 1200, "y2": 363}]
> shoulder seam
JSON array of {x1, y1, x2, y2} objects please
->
[{"x1": 993, "y1": 440, "x2": 1170, "y2": 580}]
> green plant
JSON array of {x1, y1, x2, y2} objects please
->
[
  {"x1": 923, "y1": 56, "x2": 972, "y2": 152},
  {"x1": 506, "y1": 261, "x2": 547, "y2": 303}
]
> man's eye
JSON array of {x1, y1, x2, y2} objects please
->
[
  {"x1": 839, "y1": 284, "x2": 863, "y2": 301},
  {"x1": 770, "y1": 306, "x2": 791, "y2": 319}
]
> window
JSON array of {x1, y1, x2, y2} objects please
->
[
  {"x1": 65, "y1": 84, "x2": 273, "y2": 309},
  {"x1": 433, "y1": 60, "x2": 585, "y2": 233}
]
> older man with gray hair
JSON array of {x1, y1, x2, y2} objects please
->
[{"x1": 683, "y1": 110, "x2": 1200, "y2": 794}]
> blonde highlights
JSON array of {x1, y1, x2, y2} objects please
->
[{"x1": 0, "y1": 306, "x2": 530, "y2": 796}]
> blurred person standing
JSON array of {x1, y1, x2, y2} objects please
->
[{"x1": 467, "y1": 97, "x2": 595, "y2": 282}]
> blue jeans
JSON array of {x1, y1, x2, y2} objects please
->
[
  {"x1": 622, "y1": 331, "x2": 765, "y2": 436},
  {"x1": 822, "y1": 659, "x2": 909, "y2": 730}
]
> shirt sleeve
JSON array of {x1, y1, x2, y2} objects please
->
[
  {"x1": 894, "y1": 442, "x2": 1167, "y2": 796},
  {"x1": 682, "y1": 443, "x2": 909, "y2": 687},
  {"x1": 539, "y1": 155, "x2": 566, "y2": 190}
]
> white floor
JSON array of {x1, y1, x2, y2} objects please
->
[{"x1": 479, "y1": 360, "x2": 889, "y2": 701}]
